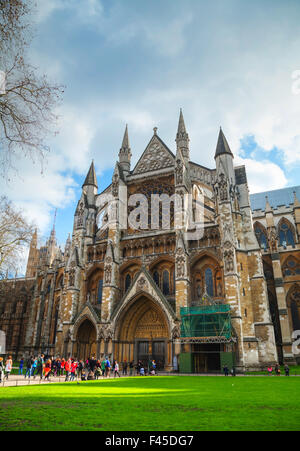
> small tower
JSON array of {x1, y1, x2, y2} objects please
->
[
  {"x1": 176, "y1": 109, "x2": 190, "y2": 163},
  {"x1": 26, "y1": 228, "x2": 39, "y2": 278},
  {"x1": 82, "y1": 161, "x2": 98, "y2": 205},
  {"x1": 118, "y1": 124, "x2": 132, "y2": 177},
  {"x1": 214, "y1": 127, "x2": 235, "y2": 185},
  {"x1": 293, "y1": 190, "x2": 300, "y2": 240}
]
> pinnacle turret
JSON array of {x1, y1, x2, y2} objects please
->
[
  {"x1": 82, "y1": 161, "x2": 98, "y2": 189},
  {"x1": 176, "y1": 109, "x2": 189, "y2": 161},
  {"x1": 215, "y1": 128, "x2": 234, "y2": 159},
  {"x1": 119, "y1": 124, "x2": 132, "y2": 175}
]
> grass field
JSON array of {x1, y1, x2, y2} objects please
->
[{"x1": 0, "y1": 376, "x2": 300, "y2": 431}]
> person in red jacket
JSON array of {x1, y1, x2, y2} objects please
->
[
  {"x1": 65, "y1": 358, "x2": 72, "y2": 382},
  {"x1": 70, "y1": 360, "x2": 78, "y2": 381},
  {"x1": 61, "y1": 358, "x2": 66, "y2": 375},
  {"x1": 44, "y1": 360, "x2": 52, "y2": 380}
]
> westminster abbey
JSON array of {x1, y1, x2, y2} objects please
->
[{"x1": 1, "y1": 111, "x2": 300, "y2": 372}]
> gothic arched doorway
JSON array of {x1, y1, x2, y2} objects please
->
[
  {"x1": 75, "y1": 319, "x2": 97, "y2": 361},
  {"x1": 115, "y1": 295, "x2": 170, "y2": 370}
]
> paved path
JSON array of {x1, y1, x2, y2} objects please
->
[{"x1": 0, "y1": 372, "x2": 298, "y2": 387}]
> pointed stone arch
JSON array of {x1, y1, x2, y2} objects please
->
[
  {"x1": 277, "y1": 217, "x2": 296, "y2": 247},
  {"x1": 113, "y1": 291, "x2": 172, "y2": 370},
  {"x1": 286, "y1": 284, "x2": 300, "y2": 335}
]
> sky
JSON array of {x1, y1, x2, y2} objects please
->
[{"x1": 1, "y1": 0, "x2": 300, "y2": 251}]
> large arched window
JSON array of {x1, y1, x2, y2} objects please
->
[
  {"x1": 287, "y1": 285, "x2": 300, "y2": 338},
  {"x1": 278, "y1": 220, "x2": 295, "y2": 248},
  {"x1": 291, "y1": 300, "x2": 300, "y2": 331},
  {"x1": 125, "y1": 274, "x2": 132, "y2": 292},
  {"x1": 97, "y1": 279, "x2": 103, "y2": 304},
  {"x1": 205, "y1": 268, "x2": 214, "y2": 297},
  {"x1": 254, "y1": 223, "x2": 268, "y2": 250},
  {"x1": 162, "y1": 270, "x2": 170, "y2": 296},
  {"x1": 283, "y1": 257, "x2": 300, "y2": 277},
  {"x1": 153, "y1": 271, "x2": 160, "y2": 287}
]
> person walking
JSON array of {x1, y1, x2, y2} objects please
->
[
  {"x1": 34, "y1": 354, "x2": 45, "y2": 380},
  {"x1": 231, "y1": 367, "x2": 236, "y2": 377},
  {"x1": 114, "y1": 361, "x2": 120, "y2": 378},
  {"x1": 44, "y1": 360, "x2": 52, "y2": 381},
  {"x1": 0, "y1": 357, "x2": 4, "y2": 382},
  {"x1": 122, "y1": 360, "x2": 128, "y2": 376},
  {"x1": 61, "y1": 358, "x2": 65, "y2": 375},
  {"x1": 78, "y1": 360, "x2": 84, "y2": 379},
  {"x1": 275, "y1": 364, "x2": 281, "y2": 376},
  {"x1": 284, "y1": 364, "x2": 290, "y2": 376},
  {"x1": 105, "y1": 358, "x2": 111, "y2": 378},
  {"x1": 70, "y1": 360, "x2": 77, "y2": 381},
  {"x1": 129, "y1": 361, "x2": 134, "y2": 377},
  {"x1": 25, "y1": 356, "x2": 33, "y2": 379},
  {"x1": 267, "y1": 366, "x2": 273, "y2": 376},
  {"x1": 223, "y1": 365, "x2": 229, "y2": 376},
  {"x1": 31, "y1": 357, "x2": 37, "y2": 377},
  {"x1": 5, "y1": 356, "x2": 13, "y2": 380},
  {"x1": 19, "y1": 358, "x2": 24, "y2": 375},
  {"x1": 65, "y1": 358, "x2": 72, "y2": 381},
  {"x1": 101, "y1": 359, "x2": 106, "y2": 377},
  {"x1": 56, "y1": 359, "x2": 61, "y2": 377}
]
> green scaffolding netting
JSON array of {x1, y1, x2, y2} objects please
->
[{"x1": 180, "y1": 305, "x2": 232, "y2": 339}]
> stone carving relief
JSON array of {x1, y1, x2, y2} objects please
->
[
  {"x1": 134, "y1": 140, "x2": 174, "y2": 174},
  {"x1": 112, "y1": 174, "x2": 119, "y2": 198},
  {"x1": 137, "y1": 276, "x2": 149, "y2": 292},
  {"x1": 104, "y1": 257, "x2": 112, "y2": 284},
  {"x1": 176, "y1": 247, "x2": 186, "y2": 278},
  {"x1": 268, "y1": 227, "x2": 278, "y2": 253},
  {"x1": 175, "y1": 159, "x2": 184, "y2": 185},
  {"x1": 102, "y1": 324, "x2": 114, "y2": 340},
  {"x1": 223, "y1": 242, "x2": 235, "y2": 273},
  {"x1": 69, "y1": 261, "x2": 76, "y2": 287},
  {"x1": 77, "y1": 201, "x2": 84, "y2": 227}
]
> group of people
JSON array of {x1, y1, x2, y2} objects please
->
[
  {"x1": 267, "y1": 364, "x2": 290, "y2": 376},
  {"x1": 223, "y1": 365, "x2": 236, "y2": 377},
  {"x1": 0, "y1": 355, "x2": 12, "y2": 382},
  {"x1": 0, "y1": 355, "x2": 158, "y2": 382}
]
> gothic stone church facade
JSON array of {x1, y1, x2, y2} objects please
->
[{"x1": 1, "y1": 111, "x2": 300, "y2": 372}]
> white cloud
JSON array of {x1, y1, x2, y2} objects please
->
[{"x1": 235, "y1": 157, "x2": 288, "y2": 194}]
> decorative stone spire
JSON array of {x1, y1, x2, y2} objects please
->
[
  {"x1": 293, "y1": 191, "x2": 300, "y2": 208},
  {"x1": 119, "y1": 124, "x2": 132, "y2": 175},
  {"x1": 265, "y1": 195, "x2": 273, "y2": 213},
  {"x1": 176, "y1": 109, "x2": 190, "y2": 161},
  {"x1": 82, "y1": 161, "x2": 98, "y2": 189},
  {"x1": 215, "y1": 127, "x2": 234, "y2": 159}
]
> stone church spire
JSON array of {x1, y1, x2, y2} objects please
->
[
  {"x1": 214, "y1": 127, "x2": 235, "y2": 185},
  {"x1": 176, "y1": 109, "x2": 190, "y2": 162},
  {"x1": 82, "y1": 161, "x2": 98, "y2": 205},
  {"x1": 119, "y1": 124, "x2": 132, "y2": 176},
  {"x1": 83, "y1": 161, "x2": 98, "y2": 189}
]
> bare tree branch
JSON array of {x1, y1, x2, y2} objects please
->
[
  {"x1": 0, "y1": 195, "x2": 35, "y2": 279},
  {"x1": 0, "y1": 0, "x2": 64, "y2": 177}
]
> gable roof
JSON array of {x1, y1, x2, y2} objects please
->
[{"x1": 132, "y1": 133, "x2": 175, "y2": 175}]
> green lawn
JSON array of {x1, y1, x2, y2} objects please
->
[{"x1": 0, "y1": 376, "x2": 299, "y2": 431}]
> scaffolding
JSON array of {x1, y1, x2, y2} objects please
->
[{"x1": 180, "y1": 304, "x2": 232, "y2": 341}]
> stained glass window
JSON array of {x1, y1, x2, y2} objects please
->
[
  {"x1": 205, "y1": 268, "x2": 214, "y2": 297},
  {"x1": 162, "y1": 270, "x2": 170, "y2": 295},
  {"x1": 279, "y1": 222, "x2": 295, "y2": 247},
  {"x1": 153, "y1": 271, "x2": 160, "y2": 286},
  {"x1": 255, "y1": 225, "x2": 268, "y2": 250},
  {"x1": 97, "y1": 279, "x2": 103, "y2": 304},
  {"x1": 125, "y1": 274, "x2": 131, "y2": 292}
]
